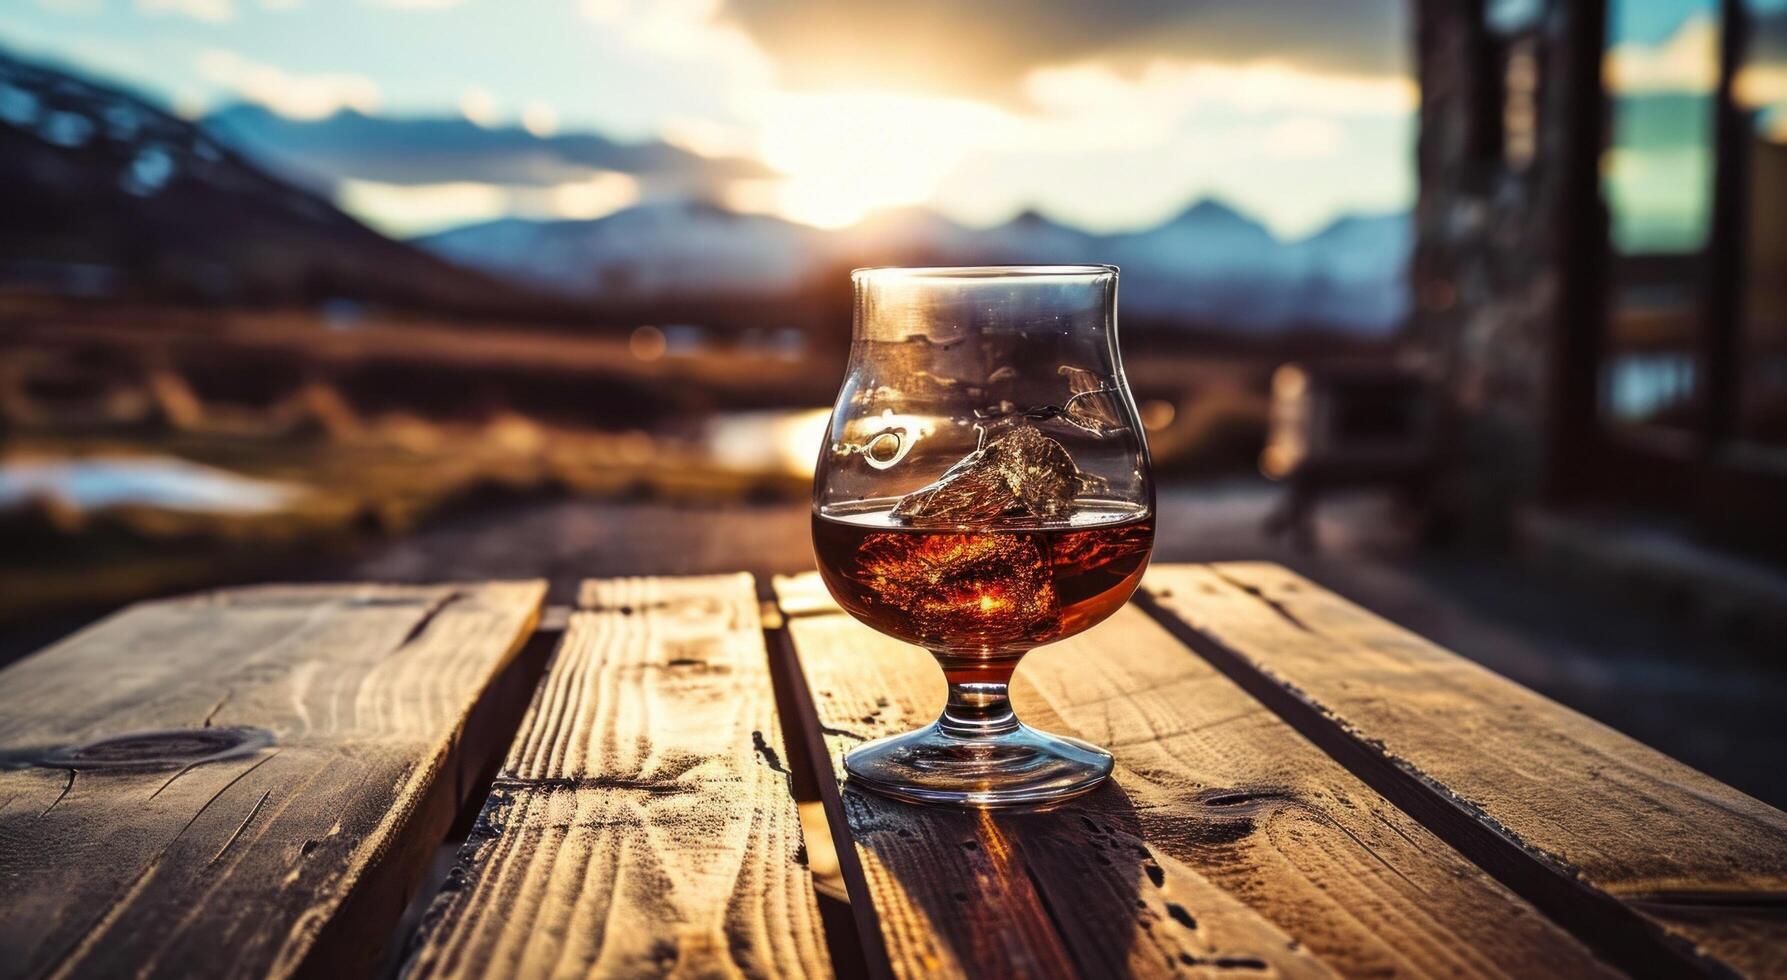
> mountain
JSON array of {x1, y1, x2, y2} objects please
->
[
  {"x1": 975, "y1": 210, "x2": 1104, "y2": 264},
  {"x1": 1110, "y1": 199, "x2": 1283, "y2": 277},
  {"x1": 833, "y1": 207, "x2": 981, "y2": 263},
  {"x1": 1106, "y1": 203, "x2": 1408, "y2": 332},
  {"x1": 0, "y1": 49, "x2": 1408, "y2": 332},
  {"x1": 418, "y1": 197, "x2": 1411, "y2": 333},
  {"x1": 421, "y1": 199, "x2": 827, "y2": 298},
  {"x1": 1281, "y1": 212, "x2": 1411, "y2": 331},
  {"x1": 1102, "y1": 200, "x2": 1305, "y2": 327},
  {"x1": 202, "y1": 103, "x2": 771, "y2": 192},
  {"x1": 0, "y1": 48, "x2": 533, "y2": 309},
  {"x1": 173, "y1": 89, "x2": 1412, "y2": 333},
  {"x1": 1293, "y1": 212, "x2": 1412, "y2": 280}
]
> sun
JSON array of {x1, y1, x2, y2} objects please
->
[{"x1": 755, "y1": 90, "x2": 1008, "y2": 228}]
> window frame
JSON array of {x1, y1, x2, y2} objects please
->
[{"x1": 1548, "y1": 0, "x2": 1786, "y2": 555}]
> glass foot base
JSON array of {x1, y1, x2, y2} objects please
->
[{"x1": 842, "y1": 721, "x2": 1114, "y2": 808}]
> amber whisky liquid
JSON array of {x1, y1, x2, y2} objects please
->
[{"x1": 812, "y1": 501, "x2": 1153, "y2": 677}]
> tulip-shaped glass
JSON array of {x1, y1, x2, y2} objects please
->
[{"x1": 811, "y1": 266, "x2": 1155, "y2": 807}]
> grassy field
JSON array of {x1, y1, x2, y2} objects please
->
[{"x1": 1, "y1": 298, "x2": 1372, "y2": 624}]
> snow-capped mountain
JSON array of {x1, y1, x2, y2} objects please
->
[
  {"x1": 201, "y1": 102, "x2": 769, "y2": 193},
  {"x1": 1109, "y1": 199, "x2": 1283, "y2": 279},
  {"x1": 419, "y1": 199, "x2": 1411, "y2": 333},
  {"x1": 421, "y1": 199, "x2": 828, "y2": 298},
  {"x1": 1281, "y1": 212, "x2": 1412, "y2": 332},
  {"x1": 0, "y1": 49, "x2": 1408, "y2": 332},
  {"x1": 974, "y1": 210, "x2": 1105, "y2": 264},
  {"x1": 1105, "y1": 200, "x2": 1307, "y2": 328},
  {"x1": 832, "y1": 207, "x2": 982, "y2": 263},
  {"x1": 192, "y1": 85, "x2": 1409, "y2": 334},
  {"x1": 1111, "y1": 204, "x2": 1410, "y2": 331},
  {"x1": 0, "y1": 48, "x2": 529, "y2": 309},
  {"x1": 1290, "y1": 212, "x2": 1413, "y2": 283}
]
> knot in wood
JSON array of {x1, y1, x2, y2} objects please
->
[{"x1": 40, "y1": 726, "x2": 274, "y2": 770}]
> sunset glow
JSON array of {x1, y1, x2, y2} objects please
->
[
  {"x1": 757, "y1": 91, "x2": 1006, "y2": 228},
  {"x1": 2, "y1": 0, "x2": 1416, "y2": 237}
]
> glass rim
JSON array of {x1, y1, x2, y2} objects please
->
[{"x1": 852, "y1": 264, "x2": 1118, "y2": 282}]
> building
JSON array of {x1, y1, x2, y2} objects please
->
[{"x1": 1413, "y1": 0, "x2": 1787, "y2": 571}]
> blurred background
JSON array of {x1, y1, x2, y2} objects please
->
[{"x1": 1, "y1": 1, "x2": 1783, "y2": 805}]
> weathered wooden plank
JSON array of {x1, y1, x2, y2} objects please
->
[
  {"x1": 403, "y1": 574, "x2": 831, "y2": 980},
  {"x1": 778, "y1": 574, "x2": 1257, "y2": 980},
  {"x1": 1144, "y1": 561, "x2": 1787, "y2": 977},
  {"x1": 774, "y1": 572, "x2": 1611, "y2": 979},
  {"x1": 0, "y1": 580, "x2": 546, "y2": 980}
]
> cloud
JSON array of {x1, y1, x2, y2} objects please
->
[
  {"x1": 336, "y1": 180, "x2": 509, "y2": 236},
  {"x1": 725, "y1": 53, "x2": 1408, "y2": 231},
  {"x1": 1263, "y1": 117, "x2": 1343, "y2": 158},
  {"x1": 698, "y1": 0, "x2": 1411, "y2": 234},
  {"x1": 720, "y1": 0, "x2": 1406, "y2": 102},
  {"x1": 1605, "y1": 11, "x2": 1717, "y2": 93},
  {"x1": 137, "y1": 0, "x2": 235, "y2": 22},
  {"x1": 197, "y1": 50, "x2": 380, "y2": 119},
  {"x1": 545, "y1": 171, "x2": 640, "y2": 218},
  {"x1": 360, "y1": 0, "x2": 465, "y2": 8},
  {"x1": 520, "y1": 101, "x2": 559, "y2": 138},
  {"x1": 1603, "y1": 11, "x2": 1787, "y2": 115},
  {"x1": 335, "y1": 173, "x2": 640, "y2": 236},
  {"x1": 1600, "y1": 4, "x2": 1787, "y2": 108},
  {"x1": 753, "y1": 90, "x2": 1009, "y2": 226},
  {"x1": 202, "y1": 102, "x2": 772, "y2": 193},
  {"x1": 581, "y1": 0, "x2": 773, "y2": 83},
  {"x1": 1024, "y1": 59, "x2": 1415, "y2": 124},
  {"x1": 659, "y1": 114, "x2": 756, "y2": 159},
  {"x1": 459, "y1": 86, "x2": 499, "y2": 127}
]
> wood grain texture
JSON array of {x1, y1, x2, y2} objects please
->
[
  {"x1": 782, "y1": 572, "x2": 1262, "y2": 980},
  {"x1": 1145, "y1": 562, "x2": 1787, "y2": 977},
  {"x1": 0, "y1": 581, "x2": 545, "y2": 980},
  {"x1": 774, "y1": 571, "x2": 1612, "y2": 979},
  {"x1": 404, "y1": 575, "x2": 830, "y2": 980}
]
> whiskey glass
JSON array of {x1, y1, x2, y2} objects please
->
[{"x1": 812, "y1": 265, "x2": 1155, "y2": 807}]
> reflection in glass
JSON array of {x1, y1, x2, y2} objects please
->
[
  {"x1": 1736, "y1": 0, "x2": 1787, "y2": 446},
  {"x1": 1601, "y1": 0, "x2": 1719, "y2": 430}
]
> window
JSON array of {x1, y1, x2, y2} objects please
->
[
  {"x1": 1735, "y1": 0, "x2": 1787, "y2": 448},
  {"x1": 1567, "y1": 0, "x2": 1787, "y2": 554},
  {"x1": 1600, "y1": 0, "x2": 1720, "y2": 434}
]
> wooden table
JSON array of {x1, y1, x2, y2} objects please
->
[{"x1": 1, "y1": 565, "x2": 1783, "y2": 979}]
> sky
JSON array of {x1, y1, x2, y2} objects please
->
[{"x1": 4, "y1": 0, "x2": 1419, "y2": 238}]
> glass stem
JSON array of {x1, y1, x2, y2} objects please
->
[{"x1": 938, "y1": 677, "x2": 1021, "y2": 739}]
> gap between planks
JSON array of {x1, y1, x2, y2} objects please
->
[
  {"x1": 402, "y1": 577, "x2": 847, "y2": 980},
  {"x1": 769, "y1": 571, "x2": 1615, "y2": 980},
  {"x1": 757, "y1": 593, "x2": 895, "y2": 980},
  {"x1": 0, "y1": 581, "x2": 549, "y2": 980}
]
